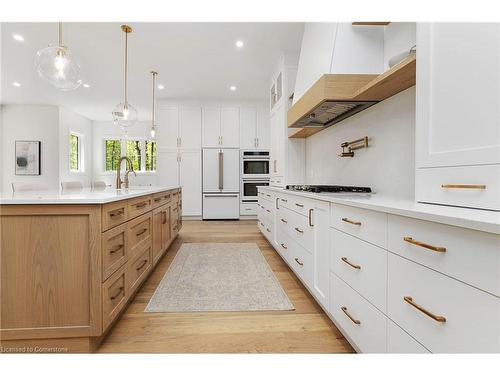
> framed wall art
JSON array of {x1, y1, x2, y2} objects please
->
[{"x1": 15, "y1": 140, "x2": 41, "y2": 175}]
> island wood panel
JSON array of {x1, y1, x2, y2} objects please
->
[{"x1": 0, "y1": 205, "x2": 102, "y2": 340}]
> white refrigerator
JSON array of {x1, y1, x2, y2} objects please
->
[{"x1": 202, "y1": 148, "x2": 240, "y2": 219}]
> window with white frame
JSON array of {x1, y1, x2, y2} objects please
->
[
  {"x1": 69, "y1": 133, "x2": 83, "y2": 172},
  {"x1": 104, "y1": 139, "x2": 156, "y2": 173}
]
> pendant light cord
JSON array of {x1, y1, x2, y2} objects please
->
[
  {"x1": 124, "y1": 30, "x2": 128, "y2": 108},
  {"x1": 58, "y1": 22, "x2": 63, "y2": 47},
  {"x1": 151, "y1": 72, "x2": 157, "y2": 126}
]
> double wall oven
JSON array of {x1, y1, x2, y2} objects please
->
[{"x1": 241, "y1": 151, "x2": 270, "y2": 204}]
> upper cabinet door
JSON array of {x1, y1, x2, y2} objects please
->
[
  {"x1": 179, "y1": 107, "x2": 202, "y2": 150},
  {"x1": 202, "y1": 107, "x2": 221, "y2": 148},
  {"x1": 157, "y1": 107, "x2": 179, "y2": 150},
  {"x1": 220, "y1": 107, "x2": 240, "y2": 148},
  {"x1": 416, "y1": 23, "x2": 500, "y2": 168},
  {"x1": 256, "y1": 107, "x2": 270, "y2": 150},
  {"x1": 179, "y1": 150, "x2": 202, "y2": 216},
  {"x1": 156, "y1": 151, "x2": 179, "y2": 186},
  {"x1": 239, "y1": 107, "x2": 257, "y2": 150}
]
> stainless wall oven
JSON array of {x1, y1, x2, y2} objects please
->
[
  {"x1": 241, "y1": 150, "x2": 270, "y2": 179},
  {"x1": 241, "y1": 179, "x2": 270, "y2": 202}
]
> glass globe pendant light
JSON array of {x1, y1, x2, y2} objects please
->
[
  {"x1": 112, "y1": 25, "x2": 138, "y2": 130},
  {"x1": 149, "y1": 71, "x2": 158, "y2": 139},
  {"x1": 34, "y1": 22, "x2": 82, "y2": 91}
]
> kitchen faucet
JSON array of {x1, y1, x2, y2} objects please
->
[{"x1": 116, "y1": 156, "x2": 136, "y2": 189}]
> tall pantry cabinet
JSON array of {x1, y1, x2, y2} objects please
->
[
  {"x1": 156, "y1": 106, "x2": 203, "y2": 217},
  {"x1": 415, "y1": 23, "x2": 500, "y2": 211},
  {"x1": 269, "y1": 53, "x2": 305, "y2": 187}
]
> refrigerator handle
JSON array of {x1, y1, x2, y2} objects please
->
[{"x1": 218, "y1": 149, "x2": 224, "y2": 190}]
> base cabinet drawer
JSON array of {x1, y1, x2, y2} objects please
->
[
  {"x1": 330, "y1": 228, "x2": 387, "y2": 312},
  {"x1": 152, "y1": 191, "x2": 172, "y2": 209},
  {"x1": 128, "y1": 212, "x2": 152, "y2": 259},
  {"x1": 330, "y1": 273, "x2": 387, "y2": 353},
  {"x1": 416, "y1": 164, "x2": 500, "y2": 211},
  {"x1": 289, "y1": 239, "x2": 313, "y2": 289},
  {"x1": 128, "y1": 245, "x2": 152, "y2": 294},
  {"x1": 388, "y1": 214, "x2": 500, "y2": 297},
  {"x1": 102, "y1": 264, "x2": 128, "y2": 331},
  {"x1": 277, "y1": 207, "x2": 313, "y2": 253},
  {"x1": 387, "y1": 319, "x2": 430, "y2": 353},
  {"x1": 102, "y1": 223, "x2": 128, "y2": 281},
  {"x1": 128, "y1": 194, "x2": 154, "y2": 220},
  {"x1": 388, "y1": 253, "x2": 500, "y2": 353},
  {"x1": 102, "y1": 201, "x2": 128, "y2": 231},
  {"x1": 275, "y1": 227, "x2": 292, "y2": 264}
]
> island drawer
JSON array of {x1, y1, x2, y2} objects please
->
[
  {"x1": 128, "y1": 212, "x2": 152, "y2": 259},
  {"x1": 128, "y1": 194, "x2": 153, "y2": 220},
  {"x1": 152, "y1": 190, "x2": 172, "y2": 209},
  {"x1": 330, "y1": 228, "x2": 387, "y2": 312},
  {"x1": 387, "y1": 253, "x2": 500, "y2": 353},
  {"x1": 102, "y1": 200, "x2": 129, "y2": 231},
  {"x1": 387, "y1": 319, "x2": 430, "y2": 353},
  {"x1": 276, "y1": 206, "x2": 313, "y2": 254},
  {"x1": 102, "y1": 263, "x2": 128, "y2": 331},
  {"x1": 128, "y1": 244, "x2": 152, "y2": 295},
  {"x1": 388, "y1": 214, "x2": 500, "y2": 297},
  {"x1": 330, "y1": 203, "x2": 387, "y2": 248},
  {"x1": 102, "y1": 222, "x2": 128, "y2": 281}
]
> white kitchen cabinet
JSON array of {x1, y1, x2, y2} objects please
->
[
  {"x1": 239, "y1": 107, "x2": 270, "y2": 150},
  {"x1": 256, "y1": 107, "x2": 270, "y2": 150},
  {"x1": 157, "y1": 107, "x2": 179, "y2": 150},
  {"x1": 179, "y1": 107, "x2": 202, "y2": 150},
  {"x1": 203, "y1": 107, "x2": 240, "y2": 148},
  {"x1": 310, "y1": 200, "x2": 330, "y2": 309},
  {"x1": 221, "y1": 107, "x2": 240, "y2": 148},
  {"x1": 415, "y1": 23, "x2": 500, "y2": 211},
  {"x1": 157, "y1": 150, "x2": 202, "y2": 217},
  {"x1": 202, "y1": 107, "x2": 221, "y2": 148}
]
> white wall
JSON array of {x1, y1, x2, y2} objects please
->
[
  {"x1": 1, "y1": 104, "x2": 60, "y2": 192},
  {"x1": 59, "y1": 107, "x2": 93, "y2": 187},
  {"x1": 383, "y1": 23, "x2": 416, "y2": 69}
]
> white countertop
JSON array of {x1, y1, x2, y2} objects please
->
[
  {"x1": 0, "y1": 186, "x2": 180, "y2": 205},
  {"x1": 259, "y1": 186, "x2": 500, "y2": 234}
]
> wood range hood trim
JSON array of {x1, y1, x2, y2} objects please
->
[{"x1": 288, "y1": 54, "x2": 416, "y2": 139}]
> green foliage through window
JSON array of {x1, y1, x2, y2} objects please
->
[
  {"x1": 145, "y1": 141, "x2": 157, "y2": 171},
  {"x1": 70, "y1": 134, "x2": 79, "y2": 171},
  {"x1": 126, "y1": 140, "x2": 142, "y2": 171},
  {"x1": 105, "y1": 140, "x2": 121, "y2": 171}
]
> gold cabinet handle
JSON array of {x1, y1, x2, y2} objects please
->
[
  {"x1": 441, "y1": 184, "x2": 486, "y2": 190},
  {"x1": 280, "y1": 243, "x2": 288, "y2": 249},
  {"x1": 110, "y1": 286, "x2": 124, "y2": 301},
  {"x1": 341, "y1": 257, "x2": 361, "y2": 270},
  {"x1": 266, "y1": 209, "x2": 271, "y2": 213},
  {"x1": 280, "y1": 218, "x2": 288, "y2": 224},
  {"x1": 308, "y1": 208, "x2": 314, "y2": 227},
  {"x1": 109, "y1": 209, "x2": 124, "y2": 218},
  {"x1": 281, "y1": 198, "x2": 288, "y2": 202},
  {"x1": 341, "y1": 306, "x2": 361, "y2": 325},
  {"x1": 266, "y1": 228, "x2": 271, "y2": 233},
  {"x1": 135, "y1": 202, "x2": 148, "y2": 209},
  {"x1": 403, "y1": 237, "x2": 446, "y2": 253},
  {"x1": 266, "y1": 194, "x2": 271, "y2": 198},
  {"x1": 403, "y1": 296, "x2": 446, "y2": 323},
  {"x1": 295, "y1": 203, "x2": 304, "y2": 208},
  {"x1": 342, "y1": 218, "x2": 361, "y2": 226},
  {"x1": 135, "y1": 259, "x2": 148, "y2": 271},
  {"x1": 109, "y1": 244, "x2": 123, "y2": 254},
  {"x1": 162, "y1": 211, "x2": 167, "y2": 225},
  {"x1": 136, "y1": 228, "x2": 148, "y2": 237},
  {"x1": 294, "y1": 227, "x2": 304, "y2": 234},
  {"x1": 294, "y1": 257, "x2": 303, "y2": 266}
]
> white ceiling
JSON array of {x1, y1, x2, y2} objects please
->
[{"x1": 1, "y1": 22, "x2": 304, "y2": 120}]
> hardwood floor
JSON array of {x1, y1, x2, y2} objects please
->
[{"x1": 98, "y1": 220, "x2": 354, "y2": 353}]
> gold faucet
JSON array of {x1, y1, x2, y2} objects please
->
[{"x1": 116, "y1": 156, "x2": 136, "y2": 189}]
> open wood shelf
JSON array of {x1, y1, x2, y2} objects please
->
[{"x1": 287, "y1": 54, "x2": 416, "y2": 139}]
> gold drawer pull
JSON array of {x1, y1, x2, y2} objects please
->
[
  {"x1": 135, "y1": 259, "x2": 148, "y2": 271},
  {"x1": 266, "y1": 209, "x2": 271, "y2": 213},
  {"x1": 294, "y1": 257, "x2": 303, "y2": 266},
  {"x1": 162, "y1": 211, "x2": 167, "y2": 225},
  {"x1": 135, "y1": 202, "x2": 148, "y2": 209},
  {"x1": 109, "y1": 209, "x2": 124, "y2": 218},
  {"x1": 441, "y1": 184, "x2": 486, "y2": 190},
  {"x1": 281, "y1": 198, "x2": 288, "y2": 202},
  {"x1": 341, "y1": 306, "x2": 361, "y2": 325},
  {"x1": 266, "y1": 194, "x2": 271, "y2": 197},
  {"x1": 260, "y1": 222, "x2": 264, "y2": 227},
  {"x1": 404, "y1": 237, "x2": 446, "y2": 253},
  {"x1": 280, "y1": 243, "x2": 288, "y2": 249},
  {"x1": 110, "y1": 286, "x2": 124, "y2": 301},
  {"x1": 295, "y1": 203, "x2": 304, "y2": 208},
  {"x1": 109, "y1": 244, "x2": 123, "y2": 254},
  {"x1": 342, "y1": 218, "x2": 361, "y2": 226},
  {"x1": 280, "y1": 218, "x2": 288, "y2": 224},
  {"x1": 341, "y1": 257, "x2": 361, "y2": 270},
  {"x1": 266, "y1": 228, "x2": 271, "y2": 233},
  {"x1": 403, "y1": 296, "x2": 446, "y2": 323},
  {"x1": 294, "y1": 227, "x2": 304, "y2": 234},
  {"x1": 136, "y1": 228, "x2": 148, "y2": 237},
  {"x1": 173, "y1": 207, "x2": 178, "y2": 212},
  {"x1": 154, "y1": 197, "x2": 164, "y2": 202}
]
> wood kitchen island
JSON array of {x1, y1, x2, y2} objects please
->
[{"x1": 0, "y1": 186, "x2": 182, "y2": 353}]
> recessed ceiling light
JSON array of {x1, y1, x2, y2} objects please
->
[
  {"x1": 230, "y1": 85, "x2": 237, "y2": 91},
  {"x1": 83, "y1": 83, "x2": 90, "y2": 88},
  {"x1": 12, "y1": 82, "x2": 21, "y2": 87},
  {"x1": 235, "y1": 40, "x2": 244, "y2": 48},
  {"x1": 12, "y1": 34, "x2": 24, "y2": 42},
  {"x1": 158, "y1": 84, "x2": 164, "y2": 90}
]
